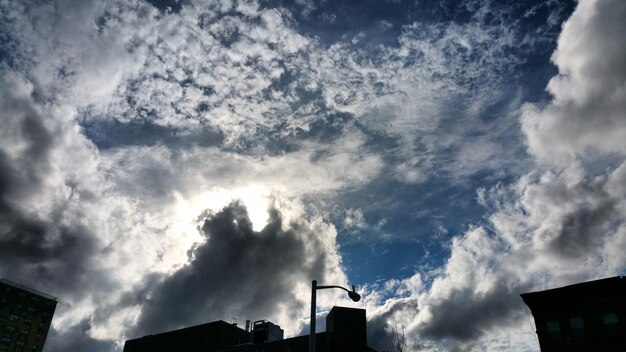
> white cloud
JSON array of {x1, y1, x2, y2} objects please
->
[
  {"x1": 365, "y1": 0, "x2": 626, "y2": 349},
  {"x1": 2, "y1": 0, "x2": 618, "y2": 351},
  {"x1": 366, "y1": 161, "x2": 626, "y2": 350},
  {"x1": 0, "y1": 72, "x2": 168, "y2": 349},
  {"x1": 0, "y1": 70, "x2": 364, "y2": 347},
  {"x1": 521, "y1": 0, "x2": 626, "y2": 163}
]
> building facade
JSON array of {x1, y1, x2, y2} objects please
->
[
  {"x1": 124, "y1": 306, "x2": 377, "y2": 352},
  {"x1": 0, "y1": 280, "x2": 57, "y2": 352},
  {"x1": 521, "y1": 276, "x2": 625, "y2": 352}
]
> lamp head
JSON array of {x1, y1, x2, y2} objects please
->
[{"x1": 348, "y1": 285, "x2": 361, "y2": 302}]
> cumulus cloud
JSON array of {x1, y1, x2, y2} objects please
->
[
  {"x1": 366, "y1": 0, "x2": 626, "y2": 350},
  {"x1": 0, "y1": 70, "x2": 359, "y2": 347},
  {"x1": 412, "y1": 163, "x2": 626, "y2": 350},
  {"x1": 367, "y1": 162, "x2": 626, "y2": 350},
  {"x1": 128, "y1": 201, "x2": 347, "y2": 338},
  {"x1": 0, "y1": 70, "x2": 359, "y2": 345},
  {"x1": 0, "y1": 73, "x2": 105, "y2": 295},
  {"x1": 2, "y1": 0, "x2": 614, "y2": 351},
  {"x1": 521, "y1": 0, "x2": 626, "y2": 162},
  {"x1": 0, "y1": 73, "x2": 117, "y2": 349}
]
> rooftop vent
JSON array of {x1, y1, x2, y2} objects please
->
[{"x1": 252, "y1": 320, "x2": 284, "y2": 344}]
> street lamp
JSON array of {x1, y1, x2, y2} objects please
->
[{"x1": 309, "y1": 280, "x2": 361, "y2": 352}]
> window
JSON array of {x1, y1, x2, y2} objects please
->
[
  {"x1": 547, "y1": 320, "x2": 560, "y2": 332},
  {"x1": 570, "y1": 317, "x2": 584, "y2": 339},
  {"x1": 570, "y1": 317, "x2": 584, "y2": 329},
  {"x1": 547, "y1": 320, "x2": 561, "y2": 342},
  {"x1": 603, "y1": 313, "x2": 620, "y2": 336},
  {"x1": 603, "y1": 313, "x2": 618, "y2": 325}
]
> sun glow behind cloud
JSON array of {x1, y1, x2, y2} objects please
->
[{"x1": 174, "y1": 185, "x2": 272, "y2": 234}]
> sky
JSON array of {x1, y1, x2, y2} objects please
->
[{"x1": 0, "y1": 0, "x2": 625, "y2": 351}]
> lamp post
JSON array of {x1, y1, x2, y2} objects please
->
[{"x1": 309, "y1": 280, "x2": 361, "y2": 352}]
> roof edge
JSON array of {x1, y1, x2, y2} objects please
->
[{"x1": 0, "y1": 279, "x2": 58, "y2": 301}]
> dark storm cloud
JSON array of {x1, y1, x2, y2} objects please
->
[
  {"x1": 417, "y1": 282, "x2": 526, "y2": 343},
  {"x1": 0, "y1": 84, "x2": 82, "y2": 264},
  {"x1": 367, "y1": 298, "x2": 418, "y2": 351},
  {"x1": 0, "y1": 204, "x2": 97, "y2": 285},
  {"x1": 0, "y1": 74, "x2": 126, "y2": 350},
  {"x1": 551, "y1": 191, "x2": 619, "y2": 259},
  {"x1": 0, "y1": 76, "x2": 98, "y2": 295},
  {"x1": 130, "y1": 201, "x2": 341, "y2": 337},
  {"x1": 0, "y1": 80, "x2": 53, "y2": 192}
]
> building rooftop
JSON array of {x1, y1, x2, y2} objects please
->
[
  {"x1": 123, "y1": 306, "x2": 377, "y2": 352},
  {"x1": 0, "y1": 279, "x2": 57, "y2": 301}
]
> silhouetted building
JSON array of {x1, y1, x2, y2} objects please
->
[
  {"x1": 521, "y1": 276, "x2": 626, "y2": 352},
  {"x1": 123, "y1": 306, "x2": 377, "y2": 352},
  {"x1": 0, "y1": 279, "x2": 57, "y2": 352},
  {"x1": 123, "y1": 320, "x2": 251, "y2": 352}
]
